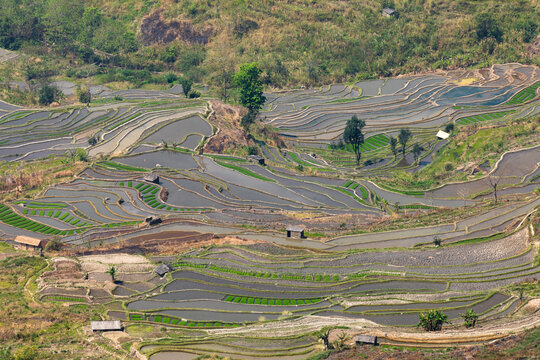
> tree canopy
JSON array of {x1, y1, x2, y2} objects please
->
[
  {"x1": 234, "y1": 63, "x2": 266, "y2": 115},
  {"x1": 343, "y1": 115, "x2": 366, "y2": 166},
  {"x1": 398, "y1": 128, "x2": 412, "y2": 156}
]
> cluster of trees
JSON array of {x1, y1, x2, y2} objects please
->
[{"x1": 0, "y1": 0, "x2": 136, "y2": 55}]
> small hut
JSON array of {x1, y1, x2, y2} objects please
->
[
  {"x1": 382, "y1": 7, "x2": 396, "y2": 17},
  {"x1": 14, "y1": 236, "x2": 44, "y2": 251},
  {"x1": 143, "y1": 173, "x2": 160, "y2": 184},
  {"x1": 248, "y1": 155, "x2": 265, "y2": 166},
  {"x1": 355, "y1": 335, "x2": 377, "y2": 345},
  {"x1": 436, "y1": 130, "x2": 450, "y2": 140},
  {"x1": 286, "y1": 225, "x2": 305, "y2": 239},
  {"x1": 154, "y1": 263, "x2": 172, "y2": 277},
  {"x1": 91, "y1": 320, "x2": 123, "y2": 332}
]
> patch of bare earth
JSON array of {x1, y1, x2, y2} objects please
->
[
  {"x1": 203, "y1": 100, "x2": 255, "y2": 154},
  {"x1": 139, "y1": 8, "x2": 213, "y2": 45}
]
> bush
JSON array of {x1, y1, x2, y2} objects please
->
[
  {"x1": 38, "y1": 85, "x2": 62, "y2": 106},
  {"x1": 445, "y1": 123, "x2": 455, "y2": 133},
  {"x1": 461, "y1": 309, "x2": 478, "y2": 328},
  {"x1": 247, "y1": 146, "x2": 259, "y2": 155},
  {"x1": 45, "y1": 238, "x2": 62, "y2": 252},
  {"x1": 76, "y1": 86, "x2": 91, "y2": 104},
  {"x1": 189, "y1": 90, "x2": 201, "y2": 98},
  {"x1": 474, "y1": 12, "x2": 503, "y2": 42},
  {"x1": 14, "y1": 346, "x2": 37, "y2": 360},
  {"x1": 417, "y1": 309, "x2": 449, "y2": 331}
]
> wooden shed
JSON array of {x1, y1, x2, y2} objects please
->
[
  {"x1": 286, "y1": 225, "x2": 305, "y2": 239},
  {"x1": 91, "y1": 320, "x2": 123, "y2": 332},
  {"x1": 382, "y1": 7, "x2": 396, "y2": 17},
  {"x1": 355, "y1": 334, "x2": 377, "y2": 345},
  {"x1": 154, "y1": 263, "x2": 172, "y2": 277},
  {"x1": 14, "y1": 236, "x2": 44, "y2": 251},
  {"x1": 143, "y1": 173, "x2": 160, "y2": 184}
]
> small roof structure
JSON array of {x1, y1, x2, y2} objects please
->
[
  {"x1": 91, "y1": 320, "x2": 122, "y2": 332},
  {"x1": 382, "y1": 7, "x2": 396, "y2": 16},
  {"x1": 155, "y1": 263, "x2": 172, "y2": 277},
  {"x1": 356, "y1": 334, "x2": 377, "y2": 345},
  {"x1": 143, "y1": 173, "x2": 159, "y2": 183},
  {"x1": 436, "y1": 130, "x2": 450, "y2": 140},
  {"x1": 15, "y1": 235, "x2": 43, "y2": 248},
  {"x1": 286, "y1": 225, "x2": 305, "y2": 232}
]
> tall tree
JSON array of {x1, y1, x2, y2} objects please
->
[
  {"x1": 389, "y1": 136, "x2": 397, "y2": 157},
  {"x1": 398, "y1": 128, "x2": 412, "y2": 157},
  {"x1": 234, "y1": 63, "x2": 266, "y2": 115},
  {"x1": 179, "y1": 77, "x2": 193, "y2": 98},
  {"x1": 412, "y1": 143, "x2": 424, "y2": 163},
  {"x1": 343, "y1": 115, "x2": 365, "y2": 166}
]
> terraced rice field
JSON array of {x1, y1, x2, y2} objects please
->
[{"x1": 0, "y1": 64, "x2": 539, "y2": 359}]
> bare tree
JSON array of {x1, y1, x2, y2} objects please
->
[{"x1": 488, "y1": 175, "x2": 500, "y2": 203}]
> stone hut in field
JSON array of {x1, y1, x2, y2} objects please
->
[
  {"x1": 14, "y1": 236, "x2": 44, "y2": 251},
  {"x1": 91, "y1": 320, "x2": 123, "y2": 332},
  {"x1": 143, "y1": 173, "x2": 160, "y2": 184},
  {"x1": 286, "y1": 225, "x2": 305, "y2": 239}
]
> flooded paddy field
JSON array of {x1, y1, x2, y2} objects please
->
[{"x1": 0, "y1": 64, "x2": 538, "y2": 359}]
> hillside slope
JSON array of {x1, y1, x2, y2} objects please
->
[{"x1": 0, "y1": 0, "x2": 538, "y2": 89}]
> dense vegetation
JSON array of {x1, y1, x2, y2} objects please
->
[{"x1": 0, "y1": 0, "x2": 538, "y2": 92}]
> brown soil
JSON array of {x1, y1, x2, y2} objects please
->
[
  {"x1": 203, "y1": 100, "x2": 254, "y2": 154},
  {"x1": 328, "y1": 331, "x2": 538, "y2": 360},
  {"x1": 41, "y1": 260, "x2": 84, "y2": 281},
  {"x1": 139, "y1": 8, "x2": 213, "y2": 45},
  {"x1": 68, "y1": 231, "x2": 258, "y2": 256}
]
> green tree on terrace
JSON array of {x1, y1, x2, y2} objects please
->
[
  {"x1": 234, "y1": 63, "x2": 266, "y2": 116},
  {"x1": 38, "y1": 84, "x2": 62, "y2": 106},
  {"x1": 76, "y1": 85, "x2": 91, "y2": 104},
  {"x1": 179, "y1": 77, "x2": 193, "y2": 98},
  {"x1": 412, "y1": 143, "x2": 424, "y2": 163},
  {"x1": 343, "y1": 115, "x2": 365, "y2": 166},
  {"x1": 389, "y1": 136, "x2": 398, "y2": 157},
  {"x1": 398, "y1": 128, "x2": 412, "y2": 157},
  {"x1": 417, "y1": 309, "x2": 449, "y2": 331},
  {"x1": 106, "y1": 266, "x2": 116, "y2": 282}
]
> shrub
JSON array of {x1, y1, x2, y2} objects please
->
[
  {"x1": 247, "y1": 146, "x2": 259, "y2": 155},
  {"x1": 461, "y1": 309, "x2": 478, "y2": 328},
  {"x1": 433, "y1": 235, "x2": 442, "y2": 247},
  {"x1": 189, "y1": 90, "x2": 201, "y2": 98},
  {"x1": 38, "y1": 85, "x2": 62, "y2": 105},
  {"x1": 76, "y1": 86, "x2": 91, "y2": 104},
  {"x1": 445, "y1": 123, "x2": 455, "y2": 133},
  {"x1": 45, "y1": 238, "x2": 62, "y2": 252},
  {"x1": 417, "y1": 309, "x2": 449, "y2": 331},
  {"x1": 14, "y1": 346, "x2": 37, "y2": 360}
]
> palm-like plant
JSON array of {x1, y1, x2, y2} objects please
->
[{"x1": 417, "y1": 309, "x2": 449, "y2": 331}]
